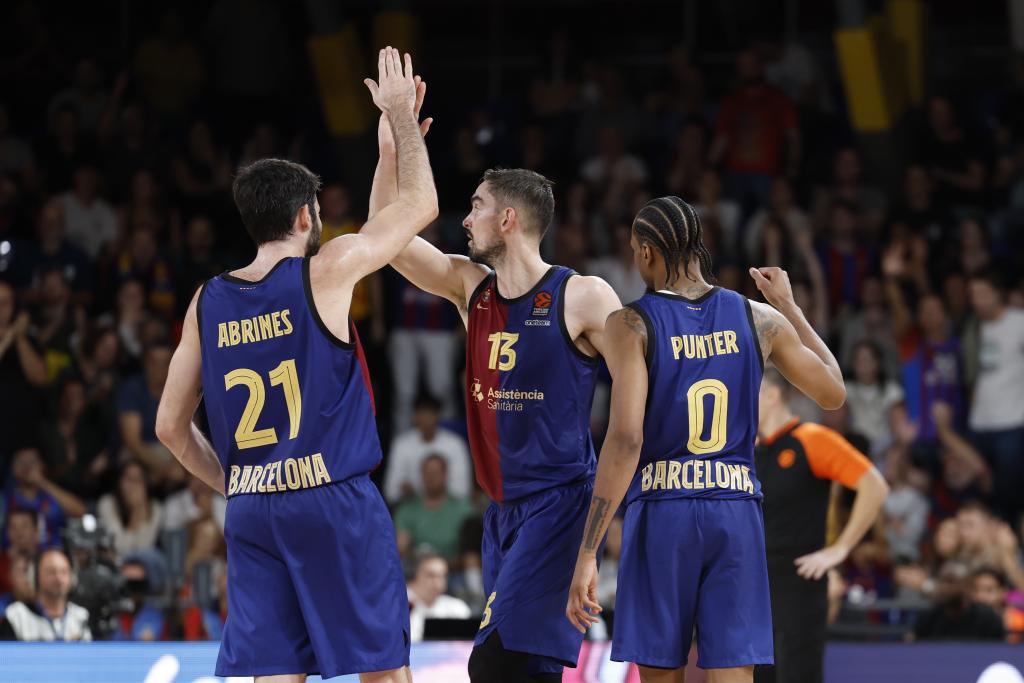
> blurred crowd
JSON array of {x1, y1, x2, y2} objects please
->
[{"x1": 2, "y1": 4, "x2": 1024, "y2": 643}]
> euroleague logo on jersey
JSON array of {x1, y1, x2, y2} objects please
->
[{"x1": 525, "y1": 291, "x2": 553, "y2": 326}]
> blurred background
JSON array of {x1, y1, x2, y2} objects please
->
[{"x1": 1, "y1": 0, "x2": 1024, "y2": 679}]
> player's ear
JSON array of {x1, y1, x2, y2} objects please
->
[
  {"x1": 294, "y1": 204, "x2": 312, "y2": 233},
  {"x1": 500, "y1": 206, "x2": 515, "y2": 232}
]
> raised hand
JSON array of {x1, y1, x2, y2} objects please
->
[
  {"x1": 378, "y1": 75, "x2": 433, "y2": 151},
  {"x1": 749, "y1": 266, "x2": 796, "y2": 312},
  {"x1": 364, "y1": 47, "x2": 417, "y2": 115}
]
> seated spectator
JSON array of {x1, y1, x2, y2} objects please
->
[
  {"x1": 818, "y1": 200, "x2": 875, "y2": 314},
  {"x1": 971, "y1": 567, "x2": 1024, "y2": 642},
  {"x1": 0, "y1": 553, "x2": 33, "y2": 611},
  {"x1": 407, "y1": 553, "x2": 472, "y2": 643},
  {"x1": 932, "y1": 402, "x2": 992, "y2": 511},
  {"x1": 394, "y1": 455, "x2": 475, "y2": 563},
  {"x1": 955, "y1": 502, "x2": 1024, "y2": 591},
  {"x1": 38, "y1": 374, "x2": 112, "y2": 499},
  {"x1": 812, "y1": 147, "x2": 887, "y2": 236},
  {"x1": 0, "y1": 548, "x2": 91, "y2": 641},
  {"x1": 59, "y1": 164, "x2": 118, "y2": 260},
  {"x1": 914, "y1": 564, "x2": 1005, "y2": 641},
  {"x1": 880, "y1": 446, "x2": 929, "y2": 563},
  {"x1": 1, "y1": 447, "x2": 86, "y2": 547},
  {"x1": 743, "y1": 177, "x2": 812, "y2": 265},
  {"x1": 0, "y1": 510, "x2": 40, "y2": 593},
  {"x1": 97, "y1": 461, "x2": 164, "y2": 558},
  {"x1": 108, "y1": 226, "x2": 177, "y2": 317},
  {"x1": 163, "y1": 475, "x2": 226, "y2": 533},
  {"x1": 117, "y1": 343, "x2": 185, "y2": 489},
  {"x1": 845, "y1": 340, "x2": 905, "y2": 459},
  {"x1": 31, "y1": 268, "x2": 81, "y2": 382},
  {"x1": 836, "y1": 276, "x2": 900, "y2": 380},
  {"x1": 96, "y1": 278, "x2": 148, "y2": 363},
  {"x1": 384, "y1": 394, "x2": 472, "y2": 503},
  {"x1": 111, "y1": 556, "x2": 167, "y2": 641},
  {"x1": 11, "y1": 200, "x2": 92, "y2": 307}
]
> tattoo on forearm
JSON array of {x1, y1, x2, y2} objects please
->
[
  {"x1": 583, "y1": 496, "x2": 612, "y2": 552},
  {"x1": 751, "y1": 304, "x2": 780, "y2": 361}
]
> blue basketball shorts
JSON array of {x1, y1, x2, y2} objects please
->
[
  {"x1": 216, "y1": 475, "x2": 410, "y2": 679},
  {"x1": 612, "y1": 497, "x2": 774, "y2": 670},
  {"x1": 476, "y1": 480, "x2": 593, "y2": 674}
]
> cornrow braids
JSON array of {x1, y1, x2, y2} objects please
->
[{"x1": 632, "y1": 196, "x2": 714, "y2": 286}]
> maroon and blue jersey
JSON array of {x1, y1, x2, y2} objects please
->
[
  {"x1": 626, "y1": 287, "x2": 763, "y2": 504},
  {"x1": 465, "y1": 266, "x2": 598, "y2": 503},
  {"x1": 197, "y1": 256, "x2": 381, "y2": 497}
]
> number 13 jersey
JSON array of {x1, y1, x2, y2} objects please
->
[
  {"x1": 197, "y1": 257, "x2": 381, "y2": 497},
  {"x1": 465, "y1": 266, "x2": 599, "y2": 503},
  {"x1": 626, "y1": 287, "x2": 764, "y2": 504}
]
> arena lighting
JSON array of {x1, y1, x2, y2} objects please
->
[{"x1": 0, "y1": 240, "x2": 10, "y2": 256}]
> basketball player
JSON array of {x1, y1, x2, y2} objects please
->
[
  {"x1": 566, "y1": 196, "x2": 847, "y2": 683},
  {"x1": 370, "y1": 95, "x2": 621, "y2": 680},
  {"x1": 754, "y1": 367, "x2": 887, "y2": 683},
  {"x1": 155, "y1": 48, "x2": 436, "y2": 682}
]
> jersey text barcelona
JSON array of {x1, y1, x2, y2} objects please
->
[
  {"x1": 627, "y1": 287, "x2": 763, "y2": 504},
  {"x1": 465, "y1": 266, "x2": 598, "y2": 502}
]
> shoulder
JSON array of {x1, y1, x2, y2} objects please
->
[
  {"x1": 67, "y1": 602, "x2": 90, "y2": 620},
  {"x1": 748, "y1": 300, "x2": 787, "y2": 341},
  {"x1": 564, "y1": 274, "x2": 621, "y2": 317}
]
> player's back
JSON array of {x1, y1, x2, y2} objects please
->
[
  {"x1": 626, "y1": 286, "x2": 763, "y2": 504},
  {"x1": 197, "y1": 256, "x2": 381, "y2": 495}
]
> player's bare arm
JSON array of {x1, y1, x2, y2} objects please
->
[
  {"x1": 155, "y1": 288, "x2": 225, "y2": 496},
  {"x1": 566, "y1": 307, "x2": 648, "y2": 633},
  {"x1": 795, "y1": 466, "x2": 888, "y2": 580},
  {"x1": 311, "y1": 48, "x2": 438, "y2": 338},
  {"x1": 563, "y1": 275, "x2": 623, "y2": 357},
  {"x1": 749, "y1": 266, "x2": 846, "y2": 410}
]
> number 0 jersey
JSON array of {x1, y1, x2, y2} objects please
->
[
  {"x1": 466, "y1": 266, "x2": 598, "y2": 503},
  {"x1": 197, "y1": 257, "x2": 381, "y2": 497},
  {"x1": 626, "y1": 287, "x2": 764, "y2": 504}
]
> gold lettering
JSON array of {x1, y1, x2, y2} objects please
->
[
  {"x1": 729, "y1": 464, "x2": 743, "y2": 491},
  {"x1": 228, "y1": 466, "x2": 240, "y2": 495},
  {"x1": 715, "y1": 462, "x2": 729, "y2": 489},
  {"x1": 218, "y1": 323, "x2": 230, "y2": 348},
  {"x1": 713, "y1": 332, "x2": 726, "y2": 355},
  {"x1": 228, "y1": 321, "x2": 241, "y2": 346},
  {"x1": 653, "y1": 461, "x2": 667, "y2": 491},
  {"x1": 683, "y1": 336, "x2": 694, "y2": 359},
  {"x1": 246, "y1": 466, "x2": 263, "y2": 494},
  {"x1": 741, "y1": 466, "x2": 753, "y2": 494},
  {"x1": 272, "y1": 311, "x2": 283, "y2": 336},
  {"x1": 682, "y1": 460, "x2": 694, "y2": 489},
  {"x1": 258, "y1": 314, "x2": 273, "y2": 341},
  {"x1": 641, "y1": 463, "x2": 653, "y2": 491},
  {"x1": 280, "y1": 309, "x2": 293, "y2": 335},
  {"x1": 704, "y1": 334, "x2": 715, "y2": 356},
  {"x1": 263, "y1": 461, "x2": 277, "y2": 491},
  {"x1": 236, "y1": 466, "x2": 253, "y2": 493},
  {"x1": 695, "y1": 335, "x2": 707, "y2": 359},
  {"x1": 298, "y1": 456, "x2": 316, "y2": 488},
  {"x1": 240, "y1": 319, "x2": 256, "y2": 344},
  {"x1": 312, "y1": 453, "x2": 331, "y2": 485},
  {"x1": 667, "y1": 461, "x2": 682, "y2": 489},
  {"x1": 671, "y1": 336, "x2": 684, "y2": 360},
  {"x1": 724, "y1": 330, "x2": 739, "y2": 354},
  {"x1": 693, "y1": 460, "x2": 704, "y2": 489},
  {"x1": 285, "y1": 458, "x2": 300, "y2": 490}
]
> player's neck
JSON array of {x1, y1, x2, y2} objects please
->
[
  {"x1": 243, "y1": 241, "x2": 307, "y2": 276},
  {"x1": 758, "y1": 408, "x2": 796, "y2": 440},
  {"x1": 493, "y1": 249, "x2": 549, "y2": 300},
  {"x1": 660, "y1": 273, "x2": 712, "y2": 299}
]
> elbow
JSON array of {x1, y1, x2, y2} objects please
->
[
  {"x1": 817, "y1": 383, "x2": 847, "y2": 411},
  {"x1": 605, "y1": 430, "x2": 644, "y2": 460},
  {"x1": 154, "y1": 415, "x2": 184, "y2": 453}
]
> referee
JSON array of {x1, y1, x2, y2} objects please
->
[{"x1": 754, "y1": 368, "x2": 888, "y2": 683}]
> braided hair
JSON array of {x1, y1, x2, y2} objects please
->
[{"x1": 632, "y1": 196, "x2": 713, "y2": 286}]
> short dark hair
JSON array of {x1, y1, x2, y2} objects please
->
[
  {"x1": 413, "y1": 393, "x2": 442, "y2": 413},
  {"x1": 232, "y1": 158, "x2": 322, "y2": 246},
  {"x1": 632, "y1": 196, "x2": 713, "y2": 285},
  {"x1": 481, "y1": 167, "x2": 554, "y2": 239},
  {"x1": 6, "y1": 508, "x2": 38, "y2": 529},
  {"x1": 422, "y1": 453, "x2": 448, "y2": 472},
  {"x1": 970, "y1": 266, "x2": 1007, "y2": 293},
  {"x1": 972, "y1": 566, "x2": 1008, "y2": 589}
]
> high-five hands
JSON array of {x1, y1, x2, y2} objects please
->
[
  {"x1": 377, "y1": 75, "x2": 433, "y2": 150},
  {"x1": 364, "y1": 46, "x2": 417, "y2": 115}
]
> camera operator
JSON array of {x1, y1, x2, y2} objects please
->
[{"x1": 0, "y1": 548, "x2": 91, "y2": 641}]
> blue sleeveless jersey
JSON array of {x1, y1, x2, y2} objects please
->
[
  {"x1": 626, "y1": 287, "x2": 763, "y2": 504},
  {"x1": 197, "y1": 257, "x2": 382, "y2": 497},
  {"x1": 465, "y1": 266, "x2": 598, "y2": 502}
]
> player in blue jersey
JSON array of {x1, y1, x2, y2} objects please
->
[
  {"x1": 566, "y1": 196, "x2": 847, "y2": 683},
  {"x1": 155, "y1": 48, "x2": 437, "y2": 683},
  {"x1": 369, "y1": 92, "x2": 621, "y2": 680}
]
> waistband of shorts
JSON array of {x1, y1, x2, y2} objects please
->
[{"x1": 494, "y1": 477, "x2": 593, "y2": 508}]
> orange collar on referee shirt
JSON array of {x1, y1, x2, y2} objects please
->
[{"x1": 757, "y1": 417, "x2": 801, "y2": 446}]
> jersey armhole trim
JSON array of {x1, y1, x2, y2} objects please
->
[
  {"x1": 195, "y1": 280, "x2": 209, "y2": 352},
  {"x1": 467, "y1": 271, "x2": 495, "y2": 310},
  {"x1": 625, "y1": 302, "x2": 655, "y2": 369},
  {"x1": 558, "y1": 273, "x2": 600, "y2": 365},
  {"x1": 744, "y1": 297, "x2": 765, "y2": 372},
  {"x1": 302, "y1": 257, "x2": 356, "y2": 350}
]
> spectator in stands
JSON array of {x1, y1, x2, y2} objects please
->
[
  {"x1": 1, "y1": 447, "x2": 85, "y2": 547},
  {"x1": 0, "y1": 103, "x2": 36, "y2": 181},
  {"x1": 133, "y1": 9, "x2": 205, "y2": 119},
  {"x1": 109, "y1": 225, "x2": 177, "y2": 318},
  {"x1": 38, "y1": 374, "x2": 111, "y2": 499},
  {"x1": 385, "y1": 394, "x2": 472, "y2": 504},
  {"x1": 169, "y1": 120, "x2": 231, "y2": 220},
  {"x1": 182, "y1": 562, "x2": 227, "y2": 641},
  {"x1": 664, "y1": 120, "x2": 709, "y2": 201},
  {"x1": 0, "y1": 553, "x2": 33, "y2": 611},
  {"x1": 406, "y1": 553, "x2": 472, "y2": 643},
  {"x1": 933, "y1": 402, "x2": 992, "y2": 512},
  {"x1": 845, "y1": 340, "x2": 905, "y2": 459},
  {"x1": 74, "y1": 324, "x2": 121, "y2": 410},
  {"x1": 111, "y1": 556, "x2": 167, "y2": 641},
  {"x1": 914, "y1": 562, "x2": 1006, "y2": 641},
  {"x1": 394, "y1": 455, "x2": 475, "y2": 564},
  {"x1": 48, "y1": 59, "x2": 108, "y2": 133},
  {"x1": 39, "y1": 106, "x2": 95, "y2": 194},
  {"x1": 812, "y1": 147, "x2": 887, "y2": 236},
  {"x1": 174, "y1": 216, "x2": 223, "y2": 316},
  {"x1": 184, "y1": 518, "x2": 224, "y2": 595},
  {"x1": 163, "y1": 475, "x2": 225, "y2": 533},
  {"x1": 0, "y1": 548, "x2": 91, "y2": 641},
  {"x1": 743, "y1": 177, "x2": 811, "y2": 265},
  {"x1": 0, "y1": 509, "x2": 39, "y2": 594},
  {"x1": 971, "y1": 567, "x2": 1024, "y2": 642},
  {"x1": 967, "y1": 270, "x2": 1024, "y2": 523},
  {"x1": 880, "y1": 446, "x2": 929, "y2": 562},
  {"x1": 916, "y1": 95, "x2": 987, "y2": 209},
  {"x1": 711, "y1": 49, "x2": 799, "y2": 214},
  {"x1": 13, "y1": 200, "x2": 92, "y2": 306},
  {"x1": 31, "y1": 268, "x2": 80, "y2": 381},
  {"x1": 97, "y1": 278, "x2": 148, "y2": 362},
  {"x1": 96, "y1": 461, "x2": 164, "y2": 558},
  {"x1": 580, "y1": 126, "x2": 648, "y2": 218},
  {"x1": 585, "y1": 223, "x2": 645, "y2": 305},
  {"x1": 835, "y1": 276, "x2": 899, "y2": 379},
  {"x1": 117, "y1": 343, "x2": 184, "y2": 489},
  {"x1": 0, "y1": 282, "x2": 46, "y2": 466},
  {"x1": 59, "y1": 165, "x2": 118, "y2": 260},
  {"x1": 819, "y1": 200, "x2": 874, "y2": 314}
]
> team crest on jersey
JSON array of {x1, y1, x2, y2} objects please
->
[{"x1": 470, "y1": 378, "x2": 485, "y2": 402}]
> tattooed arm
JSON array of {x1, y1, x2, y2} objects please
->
[
  {"x1": 566, "y1": 307, "x2": 648, "y2": 633},
  {"x1": 749, "y1": 266, "x2": 846, "y2": 410}
]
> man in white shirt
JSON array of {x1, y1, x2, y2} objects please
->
[
  {"x1": 406, "y1": 553, "x2": 471, "y2": 643},
  {"x1": 0, "y1": 549, "x2": 91, "y2": 641},
  {"x1": 384, "y1": 394, "x2": 472, "y2": 503},
  {"x1": 968, "y1": 270, "x2": 1024, "y2": 522},
  {"x1": 59, "y1": 165, "x2": 118, "y2": 259}
]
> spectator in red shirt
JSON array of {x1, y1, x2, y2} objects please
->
[{"x1": 711, "y1": 49, "x2": 800, "y2": 217}]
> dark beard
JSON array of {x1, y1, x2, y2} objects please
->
[
  {"x1": 468, "y1": 240, "x2": 505, "y2": 268},
  {"x1": 305, "y1": 218, "x2": 322, "y2": 257}
]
